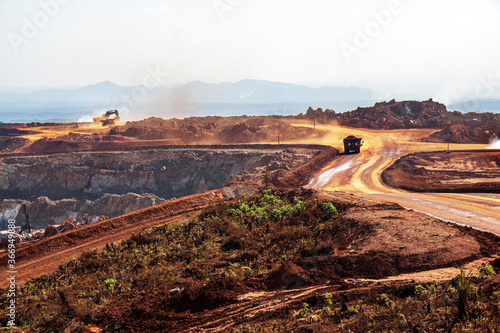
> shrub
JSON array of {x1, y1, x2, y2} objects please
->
[
  {"x1": 478, "y1": 264, "x2": 496, "y2": 278},
  {"x1": 104, "y1": 278, "x2": 118, "y2": 292},
  {"x1": 456, "y1": 270, "x2": 477, "y2": 319},
  {"x1": 323, "y1": 202, "x2": 338, "y2": 218}
]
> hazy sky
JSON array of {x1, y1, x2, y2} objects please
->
[{"x1": 1, "y1": 0, "x2": 499, "y2": 102}]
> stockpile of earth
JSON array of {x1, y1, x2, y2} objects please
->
[
  {"x1": 428, "y1": 123, "x2": 498, "y2": 144},
  {"x1": 302, "y1": 99, "x2": 500, "y2": 144},
  {"x1": 382, "y1": 150, "x2": 500, "y2": 193}
]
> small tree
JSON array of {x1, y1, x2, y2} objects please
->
[{"x1": 456, "y1": 270, "x2": 477, "y2": 319}]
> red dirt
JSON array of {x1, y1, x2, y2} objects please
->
[
  {"x1": 110, "y1": 118, "x2": 323, "y2": 145},
  {"x1": 1, "y1": 112, "x2": 499, "y2": 331},
  {"x1": 22, "y1": 137, "x2": 183, "y2": 154},
  {"x1": 2, "y1": 189, "x2": 500, "y2": 332},
  {"x1": 169, "y1": 276, "x2": 251, "y2": 313},
  {"x1": 262, "y1": 261, "x2": 311, "y2": 290},
  {"x1": 0, "y1": 190, "x2": 225, "y2": 288},
  {"x1": 301, "y1": 100, "x2": 499, "y2": 144},
  {"x1": 382, "y1": 150, "x2": 500, "y2": 193}
]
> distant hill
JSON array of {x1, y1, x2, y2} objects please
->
[
  {"x1": 449, "y1": 99, "x2": 500, "y2": 113},
  {"x1": 0, "y1": 80, "x2": 378, "y2": 122},
  {"x1": 0, "y1": 81, "x2": 130, "y2": 103},
  {"x1": 0, "y1": 80, "x2": 375, "y2": 104},
  {"x1": 164, "y1": 79, "x2": 376, "y2": 104}
]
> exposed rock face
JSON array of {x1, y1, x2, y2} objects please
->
[
  {"x1": 0, "y1": 146, "x2": 320, "y2": 201},
  {"x1": 0, "y1": 201, "x2": 21, "y2": 230},
  {"x1": 79, "y1": 193, "x2": 162, "y2": 217},
  {"x1": 0, "y1": 145, "x2": 327, "y2": 230},
  {"x1": 1, "y1": 192, "x2": 166, "y2": 230}
]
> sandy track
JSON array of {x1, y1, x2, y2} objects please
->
[{"x1": 304, "y1": 124, "x2": 500, "y2": 235}]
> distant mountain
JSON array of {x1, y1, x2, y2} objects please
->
[
  {"x1": 0, "y1": 81, "x2": 130, "y2": 103},
  {"x1": 0, "y1": 80, "x2": 381, "y2": 122},
  {"x1": 164, "y1": 79, "x2": 376, "y2": 104},
  {"x1": 0, "y1": 80, "x2": 376, "y2": 104},
  {"x1": 449, "y1": 99, "x2": 500, "y2": 113}
]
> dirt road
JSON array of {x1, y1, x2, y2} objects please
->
[{"x1": 303, "y1": 124, "x2": 500, "y2": 235}]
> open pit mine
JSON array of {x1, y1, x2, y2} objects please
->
[{"x1": 0, "y1": 100, "x2": 500, "y2": 332}]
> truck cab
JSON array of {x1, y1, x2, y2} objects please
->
[{"x1": 343, "y1": 135, "x2": 363, "y2": 154}]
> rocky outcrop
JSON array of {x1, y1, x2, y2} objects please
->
[
  {"x1": 1, "y1": 192, "x2": 166, "y2": 230},
  {"x1": 302, "y1": 100, "x2": 500, "y2": 143}
]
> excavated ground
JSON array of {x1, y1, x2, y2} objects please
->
[
  {"x1": 1, "y1": 190, "x2": 499, "y2": 332},
  {"x1": 0, "y1": 108, "x2": 499, "y2": 331},
  {"x1": 382, "y1": 150, "x2": 500, "y2": 193},
  {"x1": 0, "y1": 144, "x2": 333, "y2": 230}
]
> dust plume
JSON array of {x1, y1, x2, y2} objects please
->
[{"x1": 487, "y1": 137, "x2": 500, "y2": 149}]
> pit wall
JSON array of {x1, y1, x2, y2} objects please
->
[{"x1": 0, "y1": 145, "x2": 333, "y2": 229}]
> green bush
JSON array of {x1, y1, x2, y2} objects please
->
[
  {"x1": 478, "y1": 264, "x2": 496, "y2": 278},
  {"x1": 323, "y1": 202, "x2": 338, "y2": 218},
  {"x1": 104, "y1": 278, "x2": 117, "y2": 292}
]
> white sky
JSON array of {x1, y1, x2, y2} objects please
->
[{"x1": 1, "y1": 0, "x2": 499, "y2": 101}]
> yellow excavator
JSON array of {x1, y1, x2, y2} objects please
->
[{"x1": 93, "y1": 110, "x2": 120, "y2": 126}]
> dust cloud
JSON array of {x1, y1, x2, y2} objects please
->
[{"x1": 487, "y1": 137, "x2": 500, "y2": 149}]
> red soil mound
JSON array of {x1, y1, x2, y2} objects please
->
[
  {"x1": 382, "y1": 150, "x2": 500, "y2": 193},
  {"x1": 263, "y1": 261, "x2": 311, "y2": 290}
]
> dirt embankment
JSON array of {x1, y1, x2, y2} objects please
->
[
  {"x1": 382, "y1": 150, "x2": 500, "y2": 193},
  {"x1": 17, "y1": 118, "x2": 324, "y2": 154},
  {"x1": 21, "y1": 133, "x2": 171, "y2": 155},
  {"x1": 302, "y1": 99, "x2": 500, "y2": 144},
  {"x1": 110, "y1": 117, "x2": 322, "y2": 144},
  {"x1": 0, "y1": 125, "x2": 35, "y2": 153},
  {"x1": 0, "y1": 190, "x2": 225, "y2": 288},
  {"x1": 273, "y1": 146, "x2": 340, "y2": 188}
]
